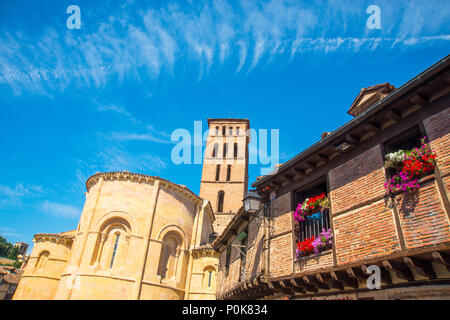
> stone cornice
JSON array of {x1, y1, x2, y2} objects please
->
[
  {"x1": 85, "y1": 171, "x2": 204, "y2": 205},
  {"x1": 191, "y1": 244, "x2": 219, "y2": 258},
  {"x1": 33, "y1": 233, "x2": 74, "y2": 246}
]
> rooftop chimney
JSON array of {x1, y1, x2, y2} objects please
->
[{"x1": 348, "y1": 83, "x2": 395, "y2": 117}]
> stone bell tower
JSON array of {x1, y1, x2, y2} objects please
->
[{"x1": 199, "y1": 119, "x2": 250, "y2": 236}]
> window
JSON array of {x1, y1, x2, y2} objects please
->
[
  {"x1": 385, "y1": 127, "x2": 422, "y2": 154},
  {"x1": 238, "y1": 229, "x2": 248, "y2": 281},
  {"x1": 208, "y1": 270, "x2": 213, "y2": 287},
  {"x1": 109, "y1": 233, "x2": 120, "y2": 268},
  {"x1": 217, "y1": 191, "x2": 225, "y2": 212},
  {"x1": 215, "y1": 165, "x2": 220, "y2": 181},
  {"x1": 229, "y1": 127, "x2": 233, "y2": 136},
  {"x1": 215, "y1": 126, "x2": 219, "y2": 135},
  {"x1": 209, "y1": 232, "x2": 218, "y2": 243},
  {"x1": 157, "y1": 234, "x2": 180, "y2": 280},
  {"x1": 225, "y1": 246, "x2": 231, "y2": 276},
  {"x1": 212, "y1": 143, "x2": 218, "y2": 157},
  {"x1": 222, "y1": 126, "x2": 226, "y2": 136},
  {"x1": 35, "y1": 251, "x2": 49, "y2": 272},
  {"x1": 203, "y1": 266, "x2": 215, "y2": 289},
  {"x1": 234, "y1": 143, "x2": 238, "y2": 158},
  {"x1": 236, "y1": 127, "x2": 240, "y2": 135},
  {"x1": 293, "y1": 181, "x2": 330, "y2": 244},
  {"x1": 90, "y1": 218, "x2": 131, "y2": 268},
  {"x1": 226, "y1": 165, "x2": 231, "y2": 181},
  {"x1": 384, "y1": 126, "x2": 423, "y2": 178},
  {"x1": 223, "y1": 143, "x2": 228, "y2": 158}
]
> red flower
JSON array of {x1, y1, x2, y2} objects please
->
[{"x1": 297, "y1": 236, "x2": 315, "y2": 256}]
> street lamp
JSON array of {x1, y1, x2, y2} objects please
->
[{"x1": 243, "y1": 191, "x2": 262, "y2": 214}]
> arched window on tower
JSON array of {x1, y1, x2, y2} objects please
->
[
  {"x1": 217, "y1": 191, "x2": 225, "y2": 212},
  {"x1": 223, "y1": 143, "x2": 228, "y2": 158},
  {"x1": 236, "y1": 127, "x2": 240, "y2": 135},
  {"x1": 157, "y1": 233, "x2": 180, "y2": 280},
  {"x1": 222, "y1": 126, "x2": 226, "y2": 136},
  {"x1": 215, "y1": 126, "x2": 219, "y2": 135},
  {"x1": 212, "y1": 143, "x2": 218, "y2": 157},
  {"x1": 229, "y1": 127, "x2": 233, "y2": 136},
  {"x1": 234, "y1": 143, "x2": 238, "y2": 158},
  {"x1": 226, "y1": 165, "x2": 231, "y2": 181},
  {"x1": 215, "y1": 165, "x2": 220, "y2": 181}
]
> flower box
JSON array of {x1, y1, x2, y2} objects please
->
[
  {"x1": 384, "y1": 137, "x2": 437, "y2": 193},
  {"x1": 295, "y1": 228, "x2": 333, "y2": 259}
]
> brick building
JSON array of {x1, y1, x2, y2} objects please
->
[{"x1": 213, "y1": 55, "x2": 450, "y2": 300}]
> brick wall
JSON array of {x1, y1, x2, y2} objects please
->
[
  {"x1": 269, "y1": 233, "x2": 293, "y2": 278},
  {"x1": 396, "y1": 180, "x2": 450, "y2": 249},
  {"x1": 243, "y1": 218, "x2": 264, "y2": 281},
  {"x1": 333, "y1": 200, "x2": 401, "y2": 265},
  {"x1": 329, "y1": 145, "x2": 386, "y2": 214},
  {"x1": 294, "y1": 250, "x2": 334, "y2": 273},
  {"x1": 268, "y1": 192, "x2": 293, "y2": 277},
  {"x1": 423, "y1": 108, "x2": 450, "y2": 175}
]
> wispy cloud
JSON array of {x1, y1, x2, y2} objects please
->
[
  {"x1": 40, "y1": 200, "x2": 81, "y2": 218},
  {"x1": 109, "y1": 124, "x2": 172, "y2": 144},
  {"x1": 98, "y1": 146, "x2": 168, "y2": 173},
  {"x1": 0, "y1": 0, "x2": 448, "y2": 93},
  {"x1": 0, "y1": 183, "x2": 44, "y2": 208},
  {"x1": 0, "y1": 227, "x2": 23, "y2": 239},
  {"x1": 95, "y1": 102, "x2": 141, "y2": 125}
]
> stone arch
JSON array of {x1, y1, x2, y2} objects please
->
[
  {"x1": 90, "y1": 215, "x2": 132, "y2": 268},
  {"x1": 157, "y1": 225, "x2": 187, "y2": 250},
  {"x1": 95, "y1": 211, "x2": 137, "y2": 235},
  {"x1": 34, "y1": 250, "x2": 50, "y2": 272},
  {"x1": 202, "y1": 265, "x2": 216, "y2": 289}
]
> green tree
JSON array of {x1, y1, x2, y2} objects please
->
[{"x1": 8, "y1": 246, "x2": 20, "y2": 260}]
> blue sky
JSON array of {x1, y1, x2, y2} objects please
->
[{"x1": 0, "y1": 0, "x2": 449, "y2": 251}]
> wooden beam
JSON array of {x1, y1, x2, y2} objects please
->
[
  {"x1": 366, "y1": 121, "x2": 380, "y2": 132},
  {"x1": 432, "y1": 251, "x2": 450, "y2": 266},
  {"x1": 292, "y1": 167, "x2": 306, "y2": 175},
  {"x1": 278, "y1": 280, "x2": 297, "y2": 295},
  {"x1": 346, "y1": 267, "x2": 365, "y2": 280},
  {"x1": 283, "y1": 174, "x2": 294, "y2": 181},
  {"x1": 386, "y1": 109, "x2": 402, "y2": 121},
  {"x1": 382, "y1": 260, "x2": 414, "y2": 281},
  {"x1": 271, "y1": 180, "x2": 282, "y2": 187},
  {"x1": 303, "y1": 275, "x2": 329, "y2": 290},
  {"x1": 305, "y1": 160, "x2": 317, "y2": 168},
  {"x1": 289, "y1": 279, "x2": 306, "y2": 294},
  {"x1": 331, "y1": 270, "x2": 358, "y2": 289},
  {"x1": 345, "y1": 134, "x2": 359, "y2": 144},
  {"x1": 296, "y1": 278, "x2": 318, "y2": 293},
  {"x1": 409, "y1": 94, "x2": 428, "y2": 107},
  {"x1": 403, "y1": 257, "x2": 436, "y2": 279},
  {"x1": 317, "y1": 273, "x2": 344, "y2": 290},
  {"x1": 317, "y1": 154, "x2": 329, "y2": 162}
]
